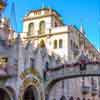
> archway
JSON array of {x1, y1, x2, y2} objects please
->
[
  {"x1": 0, "y1": 88, "x2": 11, "y2": 100},
  {"x1": 76, "y1": 97, "x2": 80, "y2": 100},
  {"x1": 6, "y1": 86, "x2": 15, "y2": 100},
  {"x1": 60, "y1": 95, "x2": 66, "y2": 100},
  {"x1": 69, "y1": 96, "x2": 74, "y2": 100},
  {"x1": 45, "y1": 61, "x2": 100, "y2": 97},
  {"x1": 23, "y1": 85, "x2": 39, "y2": 100},
  {"x1": 39, "y1": 39, "x2": 45, "y2": 48}
]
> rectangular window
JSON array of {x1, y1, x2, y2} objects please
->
[
  {"x1": 59, "y1": 39, "x2": 63, "y2": 48},
  {"x1": 54, "y1": 40, "x2": 57, "y2": 49}
]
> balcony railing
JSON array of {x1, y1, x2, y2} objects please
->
[{"x1": 81, "y1": 85, "x2": 90, "y2": 94}]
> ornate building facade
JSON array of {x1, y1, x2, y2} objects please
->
[
  {"x1": 0, "y1": 6, "x2": 100, "y2": 100},
  {"x1": 20, "y1": 8, "x2": 100, "y2": 100}
]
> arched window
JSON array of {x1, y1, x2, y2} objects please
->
[
  {"x1": 83, "y1": 98, "x2": 86, "y2": 100},
  {"x1": 77, "y1": 97, "x2": 80, "y2": 100},
  {"x1": 69, "y1": 96, "x2": 74, "y2": 100},
  {"x1": 23, "y1": 85, "x2": 38, "y2": 100},
  {"x1": 39, "y1": 40, "x2": 45, "y2": 48},
  {"x1": 59, "y1": 39, "x2": 63, "y2": 48},
  {"x1": 60, "y1": 96, "x2": 66, "y2": 100},
  {"x1": 28, "y1": 22, "x2": 34, "y2": 35},
  {"x1": 39, "y1": 21, "x2": 45, "y2": 34},
  {"x1": 54, "y1": 40, "x2": 57, "y2": 49}
]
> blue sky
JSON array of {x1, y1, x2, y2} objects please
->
[{"x1": 3, "y1": 0, "x2": 100, "y2": 49}]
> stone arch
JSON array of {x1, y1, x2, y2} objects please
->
[
  {"x1": 60, "y1": 95, "x2": 67, "y2": 100},
  {"x1": 23, "y1": 85, "x2": 39, "y2": 100},
  {"x1": 69, "y1": 96, "x2": 74, "y2": 100},
  {"x1": 45, "y1": 62, "x2": 100, "y2": 99},
  {"x1": 0, "y1": 87, "x2": 14, "y2": 100},
  {"x1": 19, "y1": 76, "x2": 44, "y2": 100},
  {"x1": 6, "y1": 86, "x2": 16, "y2": 100},
  {"x1": 46, "y1": 75, "x2": 99, "y2": 99},
  {"x1": 83, "y1": 98, "x2": 86, "y2": 100},
  {"x1": 76, "y1": 97, "x2": 80, "y2": 100}
]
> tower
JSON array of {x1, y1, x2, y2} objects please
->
[
  {"x1": 21, "y1": 8, "x2": 66, "y2": 57},
  {"x1": 22, "y1": 8, "x2": 63, "y2": 34}
]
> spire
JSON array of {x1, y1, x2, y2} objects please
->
[
  {"x1": 10, "y1": 2, "x2": 17, "y2": 31},
  {"x1": 80, "y1": 24, "x2": 85, "y2": 34}
]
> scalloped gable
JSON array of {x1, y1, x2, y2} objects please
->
[{"x1": 25, "y1": 8, "x2": 61, "y2": 18}]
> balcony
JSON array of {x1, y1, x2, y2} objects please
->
[
  {"x1": 91, "y1": 88, "x2": 98, "y2": 96},
  {"x1": 81, "y1": 85, "x2": 90, "y2": 95}
]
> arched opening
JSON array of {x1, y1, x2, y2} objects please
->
[
  {"x1": 39, "y1": 40, "x2": 45, "y2": 48},
  {"x1": 6, "y1": 86, "x2": 15, "y2": 100},
  {"x1": 69, "y1": 96, "x2": 74, "y2": 100},
  {"x1": 77, "y1": 97, "x2": 80, "y2": 100},
  {"x1": 0, "y1": 88, "x2": 11, "y2": 100},
  {"x1": 60, "y1": 95, "x2": 66, "y2": 100},
  {"x1": 23, "y1": 85, "x2": 38, "y2": 100},
  {"x1": 28, "y1": 22, "x2": 34, "y2": 35},
  {"x1": 39, "y1": 21, "x2": 45, "y2": 34},
  {"x1": 83, "y1": 98, "x2": 86, "y2": 100}
]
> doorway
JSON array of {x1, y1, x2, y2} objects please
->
[
  {"x1": 0, "y1": 88, "x2": 11, "y2": 100},
  {"x1": 23, "y1": 85, "x2": 38, "y2": 100}
]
